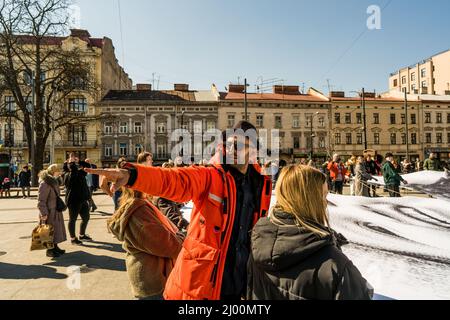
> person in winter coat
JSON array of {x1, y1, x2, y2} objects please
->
[
  {"x1": 365, "y1": 154, "x2": 380, "y2": 197},
  {"x1": 19, "y1": 166, "x2": 31, "y2": 198},
  {"x1": 37, "y1": 164, "x2": 67, "y2": 258},
  {"x1": 107, "y1": 187, "x2": 184, "y2": 300},
  {"x1": 382, "y1": 153, "x2": 408, "y2": 198},
  {"x1": 423, "y1": 153, "x2": 443, "y2": 171},
  {"x1": 355, "y1": 157, "x2": 375, "y2": 197},
  {"x1": 247, "y1": 165, "x2": 373, "y2": 300},
  {"x1": 87, "y1": 121, "x2": 272, "y2": 301},
  {"x1": 64, "y1": 161, "x2": 92, "y2": 245},
  {"x1": 327, "y1": 154, "x2": 349, "y2": 195}
]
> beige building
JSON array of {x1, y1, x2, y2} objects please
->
[
  {"x1": 330, "y1": 91, "x2": 423, "y2": 162},
  {"x1": 389, "y1": 49, "x2": 450, "y2": 95},
  {"x1": 218, "y1": 85, "x2": 331, "y2": 164},
  {"x1": 98, "y1": 84, "x2": 219, "y2": 167},
  {"x1": 0, "y1": 29, "x2": 132, "y2": 168}
]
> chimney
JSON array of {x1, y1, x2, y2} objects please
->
[
  {"x1": 70, "y1": 29, "x2": 91, "y2": 38},
  {"x1": 136, "y1": 83, "x2": 152, "y2": 91},
  {"x1": 174, "y1": 84, "x2": 189, "y2": 91},
  {"x1": 329, "y1": 91, "x2": 345, "y2": 98},
  {"x1": 228, "y1": 84, "x2": 245, "y2": 93},
  {"x1": 273, "y1": 85, "x2": 300, "y2": 95}
]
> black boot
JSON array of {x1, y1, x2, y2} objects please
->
[
  {"x1": 46, "y1": 248, "x2": 60, "y2": 258},
  {"x1": 54, "y1": 244, "x2": 66, "y2": 255}
]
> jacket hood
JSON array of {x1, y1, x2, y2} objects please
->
[
  {"x1": 251, "y1": 211, "x2": 345, "y2": 272},
  {"x1": 108, "y1": 198, "x2": 148, "y2": 241}
]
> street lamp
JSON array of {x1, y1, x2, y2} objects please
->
[
  {"x1": 350, "y1": 89, "x2": 368, "y2": 151},
  {"x1": 309, "y1": 112, "x2": 319, "y2": 161}
]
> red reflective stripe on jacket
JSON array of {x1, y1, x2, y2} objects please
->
[{"x1": 128, "y1": 163, "x2": 272, "y2": 300}]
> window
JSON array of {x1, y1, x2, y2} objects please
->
[
  {"x1": 305, "y1": 115, "x2": 312, "y2": 127},
  {"x1": 319, "y1": 117, "x2": 325, "y2": 127},
  {"x1": 335, "y1": 133, "x2": 341, "y2": 145},
  {"x1": 194, "y1": 142, "x2": 202, "y2": 155},
  {"x1": 402, "y1": 76, "x2": 406, "y2": 84},
  {"x1": 134, "y1": 122, "x2": 142, "y2": 134},
  {"x1": 401, "y1": 114, "x2": 406, "y2": 125},
  {"x1": 255, "y1": 115, "x2": 264, "y2": 127},
  {"x1": 319, "y1": 137, "x2": 325, "y2": 148},
  {"x1": 346, "y1": 133, "x2": 352, "y2": 145},
  {"x1": 373, "y1": 113, "x2": 379, "y2": 124},
  {"x1": 411, "y1": 73, "x2": 416, "y2": 81},
  {"x1": 411, "y1": 114, "x2": 417, "y2": 125},
  {"x1": 345, "y1": 113, "x2": 351, "y2": 124},
  {"x1": 421, "y1": 80, "x2": 427, "y2": 88},
  {"x1": 119, "y1": 122, "x2": 128, "y2": 134},
  {"x1": 426, "y1": 133, "x2": 432, "y2": 144},
  {"x1": 119, "y1": 143, "x2": 128, "y2": 156},
  {"x1": 68, "y1": 125, "x2": 87, "y2": 145},
  {"x1": 356, "y1": 113, "x2": 362, "y2": 124},
  {"x1": 390, "y1": 133, "x2": 397, "y2": 145},
  {"x1": 68, "y1": 97, "x2": 87, "y2": 113},
  {"x1": 425, "y1": 113, "x2": 431, "y2": 124},
  {"x1": 374, "y1": 133, "x2": 380, "y2": 145},
  {"x1": 104, "y1": 123, "x2": 113, "y2": 134},
  {"x1": 357, "y1": 133, "x2": 363, "y2": 145},
  {"x1": 157, "y1": 122, "x2": 166, "y2": 134},
  {"x1": 293, "y1": 136, "x2": 300, "y2": 149},
  {"x1": 289, "y1": 115, "x2": 299, "y2": 128},
  {"x1": 421, "y1": 68, "x2": 426, "y2": 78},
  {"x1": 4, "y1": 123, "x2": 14, "y2": 147},
  {"x1": 275, "y1": 116, "x2": 282, "y2": 129},
  {"x1": 135, "y1": 144, "x2": 143, "y2": 155},
  {"x1": 411, "y1": 133, "x2": 417, "y2": 145},
  {"x1": 334, "y1": 113, "x2": 340, "y2": 124},
  {"x1": 437, "y1": 113, "x2": 442, "y2": 124},
  {"x1": 157, "y1": 143, "x2": 167, "y2": 158},
  {"x1": 437, "y1": 133, "x2": 443, "y2": 144},
  {"x1": 390, "y1": 114, "x2": 396, "y2": 125},
  {"x1": 411, "y1": 84, "x2": 417, "y2": 92},
  {"x1": 104, "y1": 144, "x2": 113, "y2": 157},
  {"x1": 393, "y1": 79, "x2": 398, "y2": 87},
  {"x1": 207, "y1": 121, "x2": 216, "y2": 131},
  {"x1": 448, "y1": 133, "x2": 450, "y2": 144},
  {"x1": 194, "y1": 120, "x2": 202, "y2": 134},
  {"x1": 401, "y1": 133, "x2": 406, "y2": 145},
  {"x1": 448, "y1": 113, "x2": 450, "y2": 124},
  {"x1": 4, "y1": 96, "x2": 15, "y2": 112},
  {"x1": 227, "y1": 114, "x2": 235, "y2": 128}
]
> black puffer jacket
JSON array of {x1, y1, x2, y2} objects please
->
[
  {"x1": 247, "y1": 211, "x2": 373, "y2": 300},
  {"x1": 64, "y1": 162, "x2": 91, "y2": 206}
]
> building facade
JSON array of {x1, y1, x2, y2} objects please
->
[
  {"x1": 389, "y1": 49, "x2": 450, "y2": 96},
  {"x1": 218, "y1": 85, "x2": 331, "y2": 164},
  {"x1": 98, "y1": 84, "x2": 219, "y2": 167},
  {"x1": 0, "y1": 29, "x2": 132, "y2": 168}
]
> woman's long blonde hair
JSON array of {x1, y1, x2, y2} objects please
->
[{"x1": 272, "y1": 165, "x2": 330, "y2": 236}]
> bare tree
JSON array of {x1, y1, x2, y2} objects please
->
[{"x1": 0, "y1": 0, "x2": 100, "y2": 185}]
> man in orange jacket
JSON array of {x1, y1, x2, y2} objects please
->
[
  {"x1": 86, "y1": 121, "x2": 272, "y2": 300},
  {"x1": 327, "y1": 153, "x2": 349, "y2": 195}
]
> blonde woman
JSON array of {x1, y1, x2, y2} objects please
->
[
  {"x1": 37, "y1": 164, "x2": 67, "y2": 258},
  {"x1": 107, "y1": 188, "x2": 184, "y2": 300},
  {"x1": 247, "y1": 165, "x2": 373, "y2": 300}
]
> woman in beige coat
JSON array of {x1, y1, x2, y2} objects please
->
[
  {"x1": 354, "y1": 157, "x2": 375, "y2": 197},
  {"x1": 38, "y1": 164, "x2": 67, "y2": 258}
]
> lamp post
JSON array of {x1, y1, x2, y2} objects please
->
[
  {"x1": 309, "y1": 112, "x2": 319, "y2": 161},
  {"x1": 350, "y1": 89, "x2": 368, "y2": 151}
]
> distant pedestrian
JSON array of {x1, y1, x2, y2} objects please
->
[
  {"x1": 37, "y1": 164, "x2": 67, "y2": 258},
  {"x1": 64, "y1": 160, "x2": 92, "y2": 245},
  {"x1": 423, "y1": 153, "x2": 443, "y2": 171},
  {"x1": 1, "y1": 177, "x2": 11, "y2": 198},
  {"x1": 327, "y1": 154, "x2": 349, "y2": 195},
  {"x1": 355, "y1": 157, "x2": 375, "y2": 197},
  {"x1": 85, "y1": 159, "x2": 98, "y2": 212},
  {"x1": 365, "y1": 154, "x2": 380, "y2": 197},
  {"x1": 19, "y1": 166, "x2": 31, "y2": 198},
  {"x1": 382, "y1": 153, "x2": 408, "y2": 198}
]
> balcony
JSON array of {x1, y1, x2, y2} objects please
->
[{"x1": 52, "y1": 140, "x2": 98, "y2": 148}]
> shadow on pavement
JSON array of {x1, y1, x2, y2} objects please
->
[
  {"x1": 80, "y1": 241, "x2": 125, "y2": 253},
  {"x1": 0, "y1": 262, "x2": 68, "y2": 280},
  {"x1": 44, "y1": 251, "x2": 126, "y2": 272}
]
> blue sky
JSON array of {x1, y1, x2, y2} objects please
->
[{"x1": 74, "y1": 0, "x2": 450, "y2": 94}]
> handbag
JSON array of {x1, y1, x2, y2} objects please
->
[
  {"x1": 30, "y1": 221, "x2": 54, "y2": 251},
  {"x1": 51, "y1": 185, "x2": 67, "y2": 212}
]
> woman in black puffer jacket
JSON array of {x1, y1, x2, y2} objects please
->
[{"x1": 247, "y1": 165, "x2": 373, "y2": 300}]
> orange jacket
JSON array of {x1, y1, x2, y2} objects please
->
[
  {"x1": 327, "y1": 162, "x2": 349, "y2": 181},
  {"x1": 126, "y1": 162, "x2": 272, "y2": 300}
]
